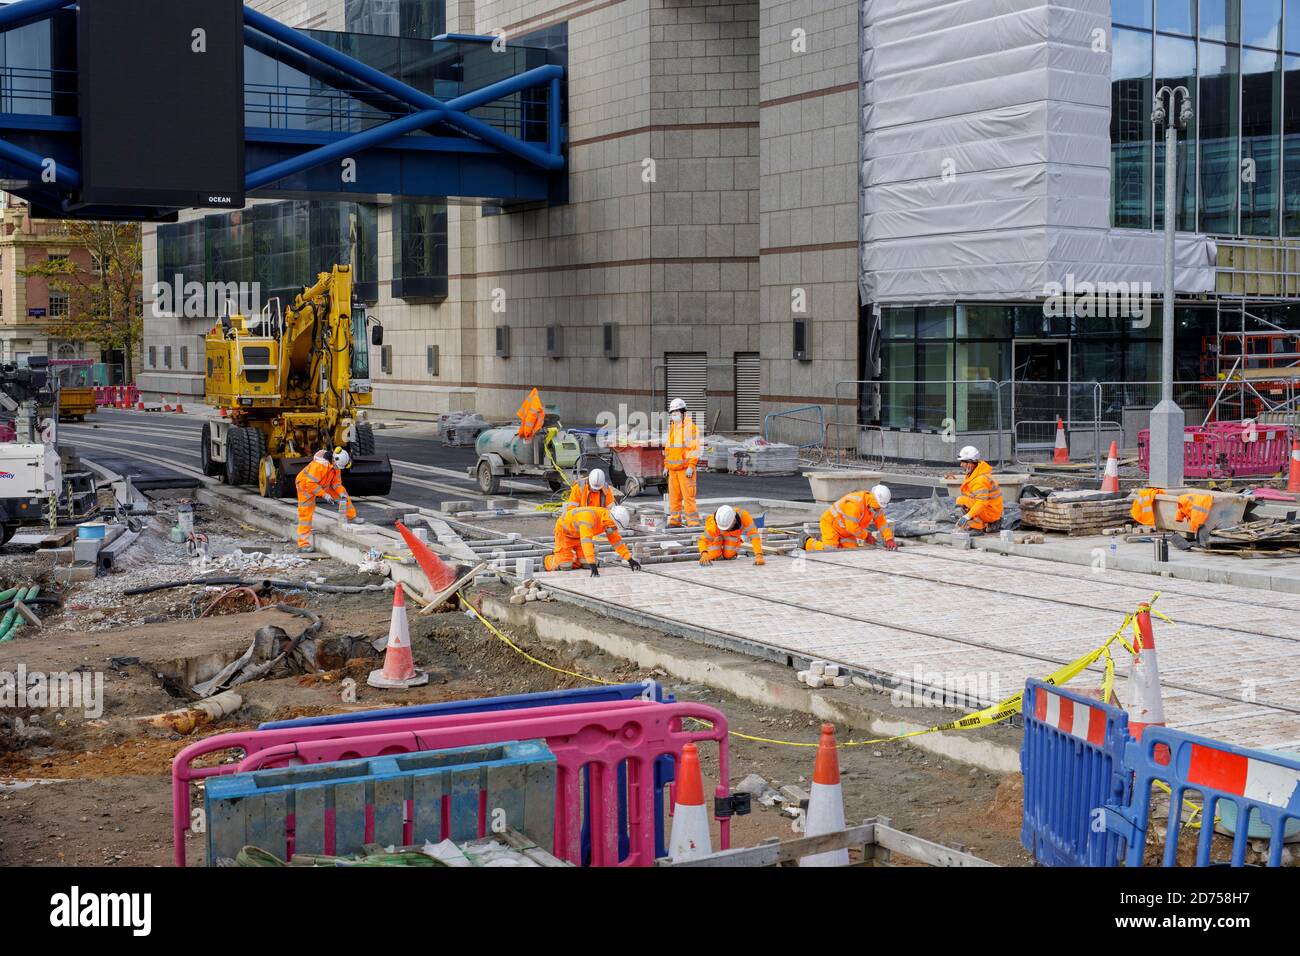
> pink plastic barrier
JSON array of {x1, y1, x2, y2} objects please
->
[
  {"x1": 94, "y1": 385, "x2": 139, "y2": 407},
  {"x1": 173, "y1": 699, "x2": 730, "y2": 867},
  {"x1": 1138, "y1": 422, "x2": 1295, "y2": 478}
]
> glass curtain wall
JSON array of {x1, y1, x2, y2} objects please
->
[{"x1": 1112, "y1": 0, "x2": 1300, "y2": 236}]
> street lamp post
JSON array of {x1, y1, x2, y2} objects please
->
[{"x1": 1149, "y1": 85, "x2": 1192, "y2": 489}]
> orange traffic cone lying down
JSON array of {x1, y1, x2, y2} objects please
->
[
  {"x1": 1101, "y1": 440, "x2": 1120, "y2": 492},
  {"x1": 669, "y1": 743, "x2": 712, "y2": 861},
  {"x1": 800, "y1": 723, "x2": 849, "y2": 866},
  {"x1": 1052, "y1": 417, "x2": 1069, "y2": 464},
  {"x1": 367, "y1": 584, "x2": 429, "y2": 689},
  {"x1": 395, "y1": 520, "x2": 456, "y2": 593}
]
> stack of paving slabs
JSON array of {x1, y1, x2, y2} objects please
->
[
  {"x1": 1195, "y1": 517, "x2": 1300, "y2": 556},
  {"x1": 1018, "y1": 489, "x2": 1132, "y2": 536}
]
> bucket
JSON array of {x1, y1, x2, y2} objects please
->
[
  {"x1": 77, "y1": 522, "x2": 107, "y2": 541},
  {"x1": 176, "y1": 501, "x2": 194, "y2": 536}
]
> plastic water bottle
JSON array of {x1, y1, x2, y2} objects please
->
[{"x1": 1109, "y1": 538, "x2": 1118, "y2": 562}]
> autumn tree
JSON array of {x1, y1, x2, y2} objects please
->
[{"x1": 21, "y1": 220, "x2": 142, "y2": 381}]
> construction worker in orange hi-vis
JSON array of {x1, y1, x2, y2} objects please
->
[
  {"x1": 544, "y1": 504, "x2": 644, "y2": 576},
  {"x1": 698, "y1": 504, "x2": 765, "y2": 565},
  {"x1": 295, "y1": 447, "x2": 363, "y2": 552},
  {"x1": 954, "y1": 444, "x2": 1003, "y2": 533},
  {"x1": 565, "y1": 467, "x2": 615, "y2": 515},
  {"x1": 665, "y1": 397, "x2": 701, "y2": 526},
  {"x1": 804, "y1": 485, "x2": 898, "y2": 551}
]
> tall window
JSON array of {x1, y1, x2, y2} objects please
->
[
  {"x1": 392, "y1": 200, "x2": 448, "y2": 299},
  {"x1": 1112, "y1": 26, "x2": 1154, "y2": 227},
  {"x1": 48, "y1": 290, "x2": 68, "y2": 316}
]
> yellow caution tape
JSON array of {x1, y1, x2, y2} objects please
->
[{"x1": 459, "y1": 594, "x2": 618, "y2": 686}]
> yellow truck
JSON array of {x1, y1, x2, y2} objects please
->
[{"x1": 51, "y1": 360, "x2": 97, "y2": 422}]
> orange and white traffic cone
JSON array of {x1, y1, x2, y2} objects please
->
[
  {"x1": 395, "y1": 520, "x2": 457, "y2": 593},
  {"x1": 669, "y1": 742, "x2": 712, "y2": 861},
  {"x1": 1101, "y1": 440, "x2": 1120, "y2": 493},
  {"x1": 800, "y1": 723, "x2": 849, "y2": 867},
  {"x1": 173, "y1": 396, "x2": 184, "y2": 414},
  {"x1": 136, "y1": 400, "x2": 146, "y2": 411},
  {"x1": 367, "y1": 584, "x2": 429, "y2": 689},
  {"x1": 1287, "y1": 437, "x2": 1300, "y2": 494},
  {"x1": 1128, "y1": 602, "x2": 1169, "y2": 763},
  {"x1": 1052, "y1": 417, "x2": 1069, "y2": 464}
]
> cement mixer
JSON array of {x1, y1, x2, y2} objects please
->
[{"x1": 470, "y1": 421, "x2": 582, "y2": 494}]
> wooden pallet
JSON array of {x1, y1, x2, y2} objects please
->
[{"x1": 1019, "y1": 492, "x2": 1132, "y2": 536}]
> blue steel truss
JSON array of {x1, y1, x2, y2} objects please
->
[{"x1": 0, "y1": 0, "x2": 566, "y2": 219}]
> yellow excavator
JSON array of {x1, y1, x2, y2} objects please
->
[{"x1": 200, "y1": 264, "x2": 393, "y2": 497}]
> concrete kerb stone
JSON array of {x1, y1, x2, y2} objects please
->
[{"x1": 474, "y1": 588, "x2": 1022, "y2": 774}]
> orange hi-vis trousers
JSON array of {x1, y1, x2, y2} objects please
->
[{"x1": 295, "y1": 460, "x2": 356, "y2": 548}]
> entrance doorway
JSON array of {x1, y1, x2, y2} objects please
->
[{"x1": 1012, "y1": 339, "x2": 1070, "y2": 451}]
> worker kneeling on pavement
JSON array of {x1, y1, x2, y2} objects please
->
[
  {"x1": 665, "y1": 397, "x2": 701, "y2": 527},
  {"x1": 955, "y1": 445, "x2": 1003, "y2": 533},
  {"x1": 698, "y1": 505, "x2": 765, "y2": 566},
  {"x1": 565, "y1": 467, "x2": 615, "y2": 514},
  {"x1": 544, "y1": 504, "x2": 643, "y2": 576},
  {"x1": 295, "y1": 447, "x2": 363, "y2": 551},
  {"x1": 806, "y1": 485, "x2": 897, "y2": 551}
]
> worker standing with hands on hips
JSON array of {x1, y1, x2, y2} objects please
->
[
  {"x1": 664, "y1": 397, "x2": 701, "y2": 527},
  {"x1": 544, "y1": 504, "x2": 643, "y2": 576},
  {"x1": 565, "y1": 467, "x2": 615, "y2": 514},
  {"x1": 698, "y1": 505, "x2": 765, "y2": 565},
  {"x1": 804, "y1": 485, "x2": 898, "y2": 551},
  {"x1": 295, "y1": 447, "x2": 363, "y2": 552},
  {"x1": 954, "y1": 445, "x2": 1003, "y2": 533}
]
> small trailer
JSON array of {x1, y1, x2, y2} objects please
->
[{"x1": 470, "y1": 419, "x2": 583, "y2": 495}]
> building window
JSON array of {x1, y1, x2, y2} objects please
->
[
  {"x1": 180, "y1": 345, "x2": 188, "y2": 370},
  {"x1": 392, "y1": 201, "x2": 448, "y2": 299},
  {"x1": 0, "y1": 289, "x2": 4, "y2": 316},
  {"x1": 149, "y1": 346, "x2": 157, "y2": 368},
  {"x1": 381, "y1": 344, "x2": 392, "y2": 374},
  {"x1": 163, "y1": 345, "x2": 172, "y2": 368},
  {"x1": 426, "y1": 344, "x2": 439, "y2": 376},
  {"x1": 49, "y1": 291, "x2": 68, "y2": 317}
]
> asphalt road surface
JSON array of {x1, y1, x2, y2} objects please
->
[{"x1": 62, "y1": 409, "x2": 931, "y2": 520}]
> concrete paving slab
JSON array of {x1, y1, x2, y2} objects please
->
[{"x1": 536, "y1": 541, "x2": 1300, "y2": 752}]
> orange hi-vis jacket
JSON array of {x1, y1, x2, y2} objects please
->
[
  {"x1": 296, "y1": 457, "x2": 347, "y2": 503},
  {"x1": 956, "y1": 460, "x2": 1004, "y2": 529},
  {"x1": 664, "y1": 414, "x2": 700, "y2": 471},
  {"x1": 698, "y1": 508, "x2": 763, "y2": 559},
  {"x1": 826, "y1": 490, "x2": 893, "y2": 544},
  {"x1": 516, "y1": 388, "x2": 545, "y2": 439},
  {"x1": 555, "y1": 506, "x2": 632, "y2": 565},
  {"x1": 565, "y1": 481, "x2": 615, "y2": 514},
  {"x1": 1176, "y1": 492, "x2": 1214, "y2": 532},
  {"x1": 1131, "y1": 487, "x2": 1164, "y2": 527}
]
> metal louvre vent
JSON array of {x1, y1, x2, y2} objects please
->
[
  {"x1": 734, "y1": 352, "x2": 761, "y2": 431},
  {"x1": 664, "y1": 352, "x2": 708, "y2": 421}
]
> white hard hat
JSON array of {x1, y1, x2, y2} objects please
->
[
  {"x1": 669, "y1": 398, "x2": 687, "y2": 413},
  {"x1": 715, "y1": 505, "x2": 737, "y2": 530},
  {"x1": 958, "y1": 445, "x2": 980, "y2": 463},
  {"x1": 609, "y1": 505, "x2": 632, "y2": 529},
  {"x1": 587, "y1": 467, "x2": 607, "y2": 490},
  {"x1": 871, "y1": 484, "x2": 891, "y2": 508},
  {"x1": 333, "y1": 447, "x2": 351, "y2": 469}
]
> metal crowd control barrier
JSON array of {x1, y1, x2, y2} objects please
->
[
  {"x1": 174, "y1": 699, "x2": 729, "y2": 867},
  {"x1": 205, "y1": 739, "x2": 556, "y2": 865},
  {"x1": 258, "y1": 681, "x2": 676, "y2": 861},
  {"x1": 1104, "y1": 726, "x2": 1300, "y2": 867},
  {"x1": 1020, "y1": 680, "x2": 1132, "y2": 867}
]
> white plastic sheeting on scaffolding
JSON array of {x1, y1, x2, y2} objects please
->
[{"x1": 859, "y1": 0, "x2": 1217, "y2": 305}]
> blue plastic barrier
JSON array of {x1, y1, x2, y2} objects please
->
[
  {"x1": 1020, "y1": 679, "x2": 1131, "y2": 867},
  {"x1": 258, "y1": 681, "x2": 675, "y2": 859},
  {"x1": 1104, "y1": 726, "x2": 1300, "y2": 867},
  {"x1": 205, "y1": 739, "x2": 556, "y2": 865}
]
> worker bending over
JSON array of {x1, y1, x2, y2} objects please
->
[
  {"x1": 955, "y1": 445, "x2": 1003, "y2": 533},
  {"x1": 805, "y1": 485, "x2": 897, "y2": 551},
  {"x1": 665, "y1": 397, "x2": 701, "y2": 526},
  {"x1": 295, "y1": 447, "x2": 362, "y2": 552},
  {"x1": 544, "y1": 504, "x2": 643, "y2": 576},
  {"x1": 565, "y1": 467, "x2": 615, "y2": 514},
  {"x1": 698, "y1": 505, "x2": 765, "y2": 566}
]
